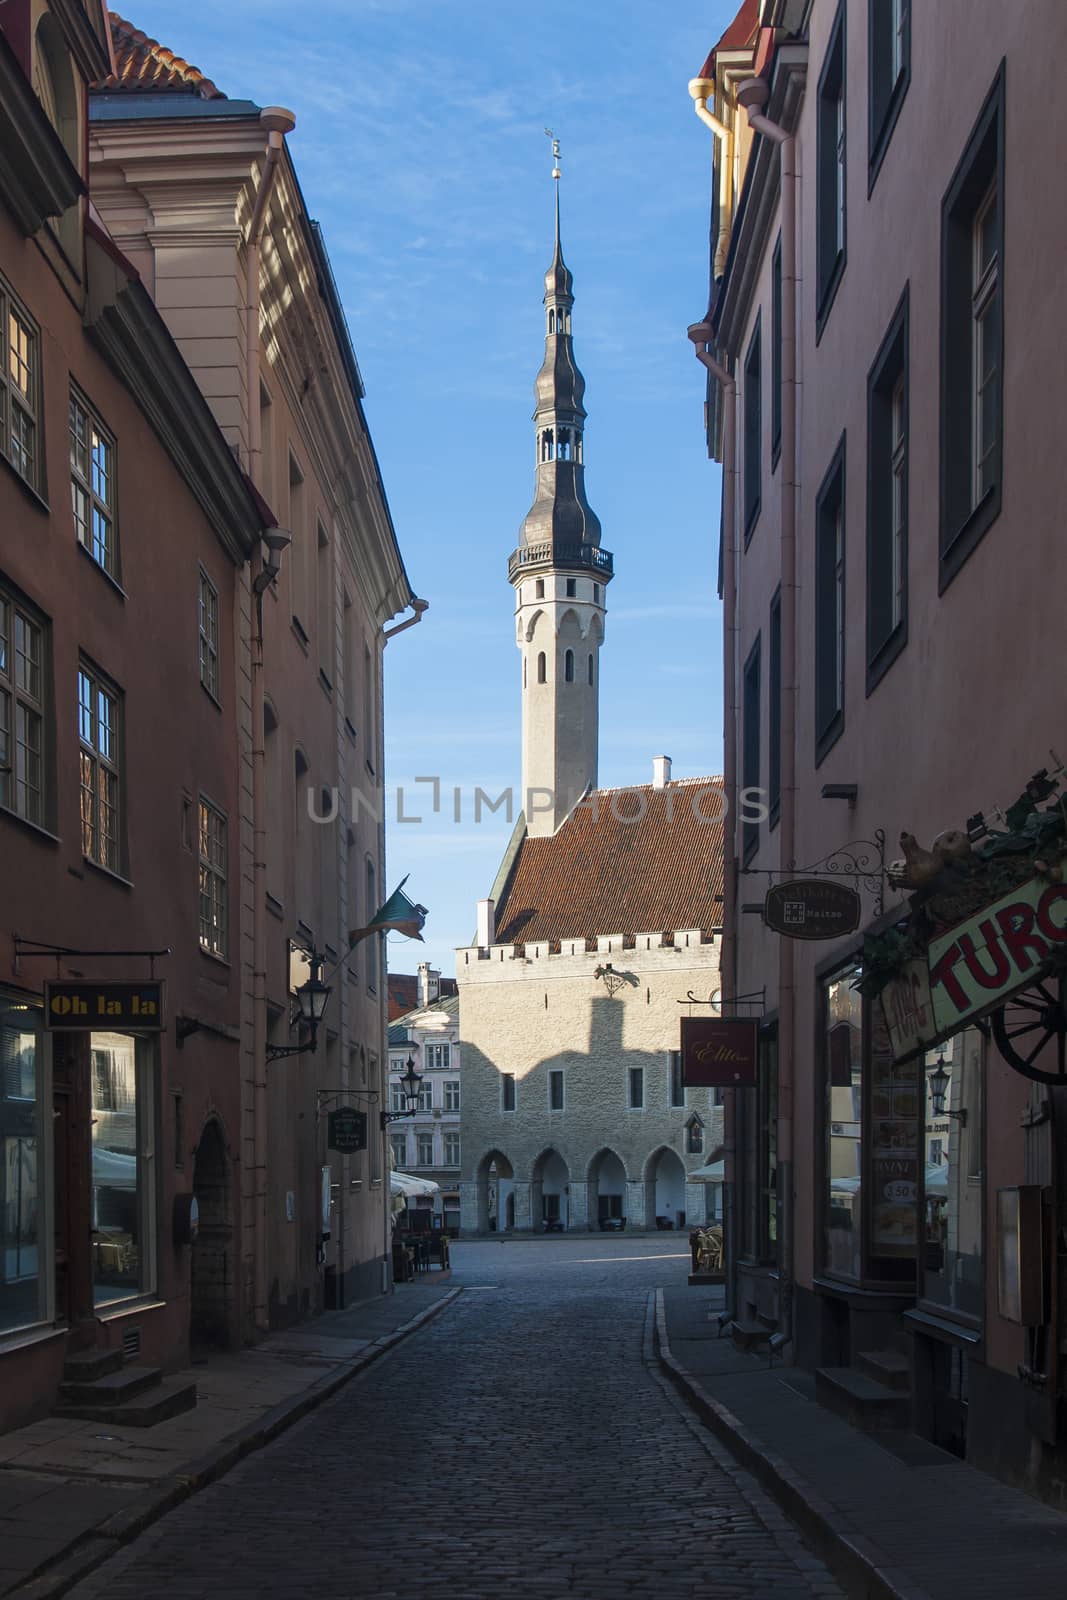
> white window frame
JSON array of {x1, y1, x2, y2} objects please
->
[
  {"x1": 971, "y1": 178, "x2": 999, "y2": 509},
  {"x1": 416, "y1": 1131, "x2": 434, "y2": 1168},
  {"x1": 198, "y1": 568, "x2": 220, "y2": 701},
  {"x1": 70, "y1": 388, "x2": 117, "y2": 580},
  {"x1": 197, "y1": 796, "x2": 228, "y2": 959},
  {"x1": 0, "y1": 587, "x2": 46, "y2": 826},
  {"x1": 417, "y1": 1082, "x2": 433, "y2": 1113},
  {"x1": 444, "y1": 1080, "x2": 460, "y2": 1112},
  {"x1": 425, "y1": 1042, "x2": 451, "y2": 1071},
  {"x1": 390, "y1": 1133, "x2": 407, "y2": 1169},
  {"x1": 389, "y1": 1082, "x2": 407, "y2": 1114},
  {"x1": 1, "y1": 281, "x2": 41, "y2": 492},
  {"x1": 444, "y1": 1133, "x2": 460, "y2": 1168},
  {"x1": 78, "y1": 662, "x2": 122, "y2": 873}
]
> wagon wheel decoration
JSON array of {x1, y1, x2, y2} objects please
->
[{"x1": 990, "y1": 966, "x2": 1067, "y2": 1085}]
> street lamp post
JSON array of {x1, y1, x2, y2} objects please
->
[
  {"x1": 381, "y1": 1057, "x2": 423, "y2": 1127},
  {"x1": 266, "y1": 952, "x2": 332, "y2": 1061}
]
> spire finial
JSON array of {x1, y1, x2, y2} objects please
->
[{"x1": 545, "y1": 127, "x2": 562, "y2": 247}]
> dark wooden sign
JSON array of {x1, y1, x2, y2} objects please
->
[
  {"x1": 681, "y1": 1017, "x2": 759, "y2": 1088},
  {"x1": 327, "y1": 1106, "x2": 367, "y2": 1154},
  {"x1": 764, "y1": 878, "x2": 861, "y2": 940},
  {"x1": 43, "y1": 980, "x2": 166, "y2": 1031}
]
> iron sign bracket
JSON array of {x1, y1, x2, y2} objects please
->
[{"x1": 740, "y1": 829, "x2": 889, "y2": 917}]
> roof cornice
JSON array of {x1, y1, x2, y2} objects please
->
[
  {"x1": 85, "y1": 230, "x2": 265, "y2": 564},
  {"x1": 714, "y1": 45, "x2": 807, "y2": 356},
  {"x1": 0, "y1": 30, "x2": 84, "y2": 235}
]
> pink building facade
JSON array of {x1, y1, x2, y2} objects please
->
[{"x1": 691, "y1": 0, "x2": 1067, "y2": 1501}]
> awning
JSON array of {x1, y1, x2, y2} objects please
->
[
  {"x1": 390, "y1": 1171, "x2": 440, "y2": 1198},
  {"x1": 92, "y1": 1146, "x2": 137, "y2": 1191},
  {"x1": 686, "y1": 1160, "x2": 725, "y2": 1182}
]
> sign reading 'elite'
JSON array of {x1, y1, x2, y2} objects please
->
[
  {"x1": 681, "y1": 1017, "x2": 759, "y2": 1088},
  {"x1": 43, "y1": 980, "x2": 166, "y2": 1031}
]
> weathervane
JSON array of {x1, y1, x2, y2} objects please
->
[{"x1": 544, "y1": 127, "x2": 561, "y2": 180}]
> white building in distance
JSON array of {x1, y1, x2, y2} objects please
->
[{"x1": 457, "y1": 166, "x2": 724, "y2": 1234}]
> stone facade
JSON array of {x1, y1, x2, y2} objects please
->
[{"x1": 457, "y1": 932, "x2": 723, "y2": 1233}]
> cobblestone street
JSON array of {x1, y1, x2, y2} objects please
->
[{"x1": 68, "y1": 1240, "x2": 841, "y2": 1600}]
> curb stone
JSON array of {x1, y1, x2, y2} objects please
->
[
  {"x1": 653, "y1": 1289, "x2": 935, "y2": 1600},
  {"x1": 6, "y1": 1287, "x2": 463, "y2": 1600}
]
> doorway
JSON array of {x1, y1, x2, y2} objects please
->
[{"x1": 190, "y1": 1119, "x2": 233, "y2": 1352}]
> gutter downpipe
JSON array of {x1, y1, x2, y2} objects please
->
[
  {"x1": 688, "y1": 327, "x2": 738, "y2": 1308},
  {"x1": 737, "y1": 76, "x2": 798, "y2": 1352},
  {"x1": 248, "y1": 106, "x2": 295, "y2": 1335},
  {"x1": 688, "y1": 77, "x2": 734, "y2": 279}
]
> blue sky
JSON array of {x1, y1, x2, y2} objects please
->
[{"x1": 125, "y1": 0, "x2": 730, "y2": 974}]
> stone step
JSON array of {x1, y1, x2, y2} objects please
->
[
  {"x1": 856, "y1": 1347, "x2": 911, "y2": 1392},
  {"x1": 54, "y1": 1375, "x2": 197, "y2": 1427},
  {"x1": 729, "y1": 1319, "x2": 771, "y2": 1352},
  {"x1": 815, "y1": 1365, "x2": 911, "y2": 1430},
  {"x1": 62, "y1": 1346, "x2": 124, "y2": 1383},
  {"x1": 58, "y1": 1365, "x2": 162, "y2": 1406}
]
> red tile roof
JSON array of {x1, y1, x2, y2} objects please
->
[
  {"x1": 695, "y1": 0, "x2": 759, "y2": 78},
  {"x1": 387, "y1": 973, "x2": 458, "y2": 1022},
  {"x1": 494, "y1": 780, "x2": 724, "y2": 946},
  {"x1": 100, "y1": 13, "x2": 226, "y2": 98}
]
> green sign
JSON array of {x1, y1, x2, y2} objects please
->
[
  {"x1": 327, "y1": 1106, "x2": 367, "y2": 1154},
  {"x1": 43, "y1": 980, "x2": 166, "y2": 1032}
]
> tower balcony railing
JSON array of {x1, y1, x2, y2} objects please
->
[{"x1": 508, "y1": 541, "x2": 614, "y2": 582}]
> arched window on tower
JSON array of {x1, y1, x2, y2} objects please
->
[
  {"x1": 557, "y1": 430, "x2": 571, "y2": 461},
  {"x1": 535, "y1": 579, "x2": 544, "y2": 599},
  {"x1": 564, "y1": 649, "x2": 574, "y2": 683},
  {"x1": 587, "y1": 653, "x2": 594, "y2": 685},
  {"x1": 537, "y1": 652, "x2": 547, "y2": 684},
  {"x1": 574, "y1": 433, "x2": 583, "y2": 463},
  {"x1": 540, "y1": 428, "x2": 554, "y2": 463},
  {"x1": 548, "y1": 309, "x2": 556, "y2": 334}
]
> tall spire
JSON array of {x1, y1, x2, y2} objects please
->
[
  {"x1": 509, "y1": 140, "x2": 614, "y2": 837},
  {"x1": 510, "y1": 135, "x2": 609, "y2": 570}
]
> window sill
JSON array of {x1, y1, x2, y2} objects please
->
[
  {"x1": 200, "y1": 681, "x2": 223, "y2": 713},
  {"x1": 76, "y1": 539, "x2": 126, "y2": 599},
  {"x1": 344, "y1": 717, "x2": 358, "y2": 744},
  {"x1": 0, "y1": 450, "x2": 49, "y2": 513},
  {"x1": 0, "y1": 805, "x2": 60, "y2": 845},
  {"x1": 938, "y1": 481, "x2": 1001, "y2": 594},
  {"x1": 743, "y1": 502, "x2": 761, "y2": 550},
  {"x1": 266, "y1": 892, "x2": 285, "y2": 921},
  {"x1": 318, "y1": 668, "x2": 333, "y2": 700},
  {"x1": 96, "y1": 1295, "x2": 166, "y2": 1323},
  {"x1": 198, "y1": 946, "x2": 231, "y2": 971},
  {"x1": 815, "y1": 249, "x2": 846, "y2": 346},
  {"x1": 83, "y1": 855, "x2": 133, "y2": 890},
  {"x1": 904, "y1": 1304, "x2": 982, "y2": 1346},
  {"x1": 866, "y1": 621, "x2": 907, "y2": 697},
  {"x1": 291, "y1": 615, "x2": 309, "y2": 653},
  {"x1": 771, "y1": 437, "x2": 781, "y2": 475},
  {"x1": 0, "y1": 1322, "x2": 66, "y2": 1357}
]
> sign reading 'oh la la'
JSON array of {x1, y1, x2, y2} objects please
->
[{"x1": 43, "y1": 980, "x2": 166, "y2": 1032}]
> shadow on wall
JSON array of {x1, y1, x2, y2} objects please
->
[{"x1": 467, "y1": 995, "x2": 721, "y2": 1231}]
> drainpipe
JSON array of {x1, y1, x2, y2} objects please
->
[
  {"x1": 737, "y1": 75, "x2": 798, "y2": 1351},
  {"x1": 688, "y1": 77, "x2": 734, "y2": 279},
  {"x1": 247, "y1": 105, "x2": 295, "y2": 1335},
  {"x1": 383, "y1": 598, "x2": 429, "y2": 641},
  {"x1": 688, "y1": 324, "x2": 738, "y2": 1306}
]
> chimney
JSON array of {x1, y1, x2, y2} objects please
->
[
  {"x1": 417, "y1": 962, "x2": 440, "y2": 1008},
  {"x1": 652, "y1": 755, "x2": 672, "y2": 789},
  {"x1": 476, "y1": 898, "x2": 496, "y2": 948}
]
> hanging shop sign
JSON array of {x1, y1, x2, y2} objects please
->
[
  {"x1": 880, "y1": 873, "x2": 1067, "y2": 1060},
  {"x1": 327, "y1": 1106, "x2": 368, "y2": 1154},
  {"x1": 764, "y1": 878, "x2": 861, "y2": 940},
  {"x1": 681, "y1": 1016, "x2": 759, "y2": 1088},
  {"x1": 43, "y1": 980, "x2": 166, "y2": 1031}
]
